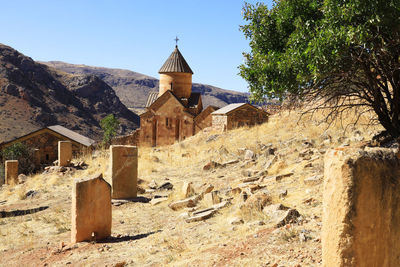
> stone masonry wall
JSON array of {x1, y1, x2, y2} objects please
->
[
  {"x1": 140, "y1": 100, "x2": 195, "y2": 147},
  {"x1": 212, "y1": 115, "x2": 228, "y2": 132},
  {"x1": 14, "y1": 131, "x2": 84, "y2": 164},
  {"x1": 226, "y1": 106, "x2": 268, "y2": 130},
  {"x1": 323, "y1": 147, "x2": 400, "y2": 267}
]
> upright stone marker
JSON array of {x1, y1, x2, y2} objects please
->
[
  {"x1": 323, "y1": 147, "x2": 400, "y2": 267},
  {"x1": 71, "y1": 173, "x2": 111, "y2": 243},
  {"x1": 58, "y1": 141, "x2": 72, "y2": 167},
  {"x1": 5, "y1": 160, "x2": 18, "y2": 185},
  {"x1": 110, "y1": 145, "x2": 138, "y2": 199}
]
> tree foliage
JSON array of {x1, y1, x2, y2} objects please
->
[
  {"x1": 1, "y1": 142, "x2": 35, "y2": 176},
  {"x1": 240, "y1": 0, "x2": 400, "y2": 137},
  {"x1": 100, "y1": 114, "x2": 120, "y2": 145}
]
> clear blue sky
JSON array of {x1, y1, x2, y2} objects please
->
[{"x1": 0, "y1": 0, "x2": 273, "y2": 93}]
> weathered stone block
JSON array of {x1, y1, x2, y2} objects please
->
[
  {"x1": 323, "y1": 148, "x2": 400, "y2": 267},
  {"x1": 5, "y1": 160, "x2": 18, "y2": 185},
  {"x1": 110, "y1": 145, "x2": 138, "y2": 199},
  {"x1": 182, "y1": 181, "x2": 195, "y2": 198},
  {"x1": 71, "y1": 173, "x2": 111, "y2": 243},
  {"x1": 58, "y1": 141, "x2": 72, "y2": 167},
  {"x1": 203, "y1": 191, "x2": 221, "y2": 206}
]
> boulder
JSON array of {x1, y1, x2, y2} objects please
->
[
  {"x1": 182, "y1": 182, "x2": 195, "y2": 198},
  {"x1": 244, "y1": 149, "x2": 255, "y2": 160},
  {"x1": 169, "y1": 195, "x2": 199, "y2": 211},
  {"x1": 303, "y1": 175, "x2": 322, "y2": 185},
  {"x1": 241, "y1": 190, "x2": 272, "y2": 211},
  {"x1": 203, "y1": 191, "x2": 221, "y2": 206},
  {"x1": 203, "y1": 161, "x2": 222, "y2": 171},
  {"x1": 186, "y1": 209, "x2": 215, "y2": 223}
]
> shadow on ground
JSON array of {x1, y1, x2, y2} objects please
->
[{"x1": 99, "y1": 230, "x2": 162, "y2": 243}]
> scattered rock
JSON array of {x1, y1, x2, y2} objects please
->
[
  {"x1": 158, "y1": 182, "x2": 173, "y2": 191},
  {"x1": 221, "y1": 159, "x2": 239, "y2": 166},
  {"x1": 185, "y1": 209, "x2": 215, "y2": 223},
  {"x1": 18, "y1": 174, "x2": 27, "y2": 184},
  {"x1": 114, "y1": 261, "x2": 126, "y2": 267},
  {"x1": 241, "y1": 170, "x2": 253, "y2": 177},
  {"x1": 212, "y1": 201, "x2": 230, "y2": 210},
  {"x1": 278, "y1": 189, "x2": 288, "y2": 199},
  {"x1": 304, "y1": 162, "x2": 313, "y2": 168},
  {"x1": 151, "y1": 156, "x2": 160, "y2": 162},
  {"x1": 148, "y1": 180, "x2": 158, "y2": 189},
  {"x1": 303, "y1": 175, "x2": 323, "y2": 185},
  {"x1": 137, "y1": 186, "x2": 146, "y2": 194},
  {"x1": 229, "y1": 217, "x2": 244, "y2": 225},
  {"x1": 198, "y1": 184, "x2": 214, "y2": 196},
  {"x1": 182, "y1": 182, "x2": 195, "y2": 198},
  {"x1": 299, "y1": 148, "x2": 314, "y2": 158},
  {"x1": 265, "y1": 155, "x2": 277, "y2": 169},
  {"x1": 206, "y1": 134, "x2": 219, "y2": 143},
  {"x1": 275, "y1": 172, "x2": 294, "y2": 181},
  {"x1": 244, "y1": 149, "x2": 255, "y2": 160},
  {"x1": 265, "y1": 147, "x2": 276, "y2": 156},
  {"x1": 203, "y1": 161, "x2": 222, "y2": 171},
  {"x1": 276, "y1": 209, "x2": 301, "y2": 227},
  {"x1": 150, "y1": 197, "x2": 168, "y2": 206},
  {"x1": 241, "y1": 190, "x2": 272, "y2": 210},
  {"x1": 263, "y1": 203, "x2": 289, "y2": 215},
  {"x1": 203, "y1": 191, "x2": 221, "y2": 206},
  {"x1": 240, "y1": 177, "x2": 260, "y2": 183},
  {"x1": 169, "y1": 196, "x2": 199, "y2": 211},
  {"x1": 25, "y1": 190, "x2": 39, "y2": 199}
]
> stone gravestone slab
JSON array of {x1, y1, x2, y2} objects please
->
[
  {"x1": 71, "y1": 173, "x2": 111, "y2": 243},
  {"x1": 5, "y1": 160, "x2": 18, "y2": 185},
  {"x1": 58, "y1": 141, "x2": 72, "y2": 167},
  {"x1": 323, "y1": 147, "x2": 400, "y2": 266},
  {"x1": 110, "y1": 145, "x2": 138, "y2": 199}
]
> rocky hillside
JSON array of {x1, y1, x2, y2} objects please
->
[
  {"x1": 0, "y1": 44, "x2": 140, "y2": 142},
  {"x1": 42, "y1": 61, "x2": 249, "y2": 110},
  {"x1": 0, "y1": 110, "x2": 380, "y2": 266}
]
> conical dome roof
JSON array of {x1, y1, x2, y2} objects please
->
[{"x1": 158, "y1": 46, "x2": 193, "y2": 74}]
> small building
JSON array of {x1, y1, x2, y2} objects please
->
[
  {"x1": 211, "y1": 103, "x2": 269, "y2": 131},
  {"x1": 0, "y1": 125, "x2": 95, "y2": 165},
  {"x1": 139, "y1": 45, "x2": 216, "y2": 146}
]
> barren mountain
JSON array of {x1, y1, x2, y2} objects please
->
[
  {"x1": 42, "y1": 61, "x2": 249, "y2": 110},
  {"x1": 0, "y1": 44, "x2": 139, "y2": 142}
]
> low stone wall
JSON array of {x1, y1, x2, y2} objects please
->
[{"x1": 323, "y1": 147, "x2": 400, "y2": 266}]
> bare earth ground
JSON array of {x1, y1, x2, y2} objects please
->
[{"x1": 0, "y1": 110, "x2": 379, "y2": 267}]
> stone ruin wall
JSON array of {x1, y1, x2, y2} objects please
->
[
  {"x1": 226, "y1": 106, "x2": 268, "y2": 130},
  {"x1": 212, "y1": 106, "x2": 268, "y2": 132},
  {"x1": 323, "y1": 147, "x2": 400, "y2": 267}
]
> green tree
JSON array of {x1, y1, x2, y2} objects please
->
[
  {"x1": 1, "y1": 142, "x2": 35, "y2": 176},
  {"x1": 100, "y1": 114, "x2": 120, "y2": 145},
  {"x1": 240, "y1": 0, "x2": 400, "y2": 138}
]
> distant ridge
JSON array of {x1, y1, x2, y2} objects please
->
[
  {"x1": 0, "y1": 44, "x2": 139, "y2": 142},
  {"x1": 42, "y1": 61, "x2": 249, "y2": 110}
]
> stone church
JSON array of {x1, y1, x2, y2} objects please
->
[{"x1": 139, "y1": 45, "x2": 217, "y2": 146}]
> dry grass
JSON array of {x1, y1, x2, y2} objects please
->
[{"x1": 0, "y1": 108, "x2": 382, "y2": 266}]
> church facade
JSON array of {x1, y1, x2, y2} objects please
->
[{"x1": 139, "y1": 46, "x2": 217, "y2": 146}]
